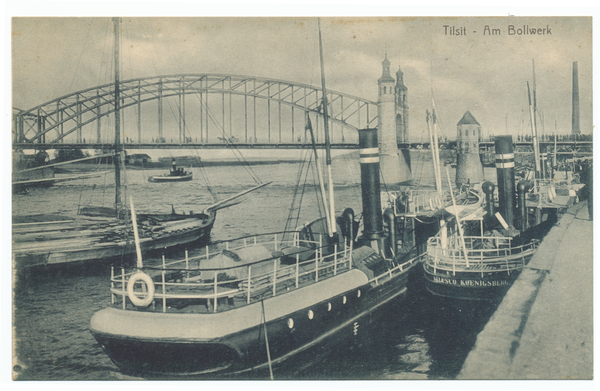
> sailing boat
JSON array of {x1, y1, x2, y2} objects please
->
[
  {"x1": 12, "y1": 18, "x2": 268, "y2": 270},
  {"x1": 89, "y1": 20, "x2": 421, "y2": 378}
]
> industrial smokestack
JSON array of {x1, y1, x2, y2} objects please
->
[
  {"x1": 359, "y1": 128, "x2": 384, "y2": 243},
  {"x1": 572, "y1": 61, "x2": 580, "y2": 136},
  {"x1": 495, "y1": 136, "x2": 516, "y2": 229}
]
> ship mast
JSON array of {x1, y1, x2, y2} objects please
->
[
  {"x1": 528, "y1": 59, "x2": 541, "y2": 179},
  {"x1": 113, "y1": 17, "x2": 123, "y2": 214},
  {"x1": 318, "y1": 18, "x2": 336, "y2": 238}
]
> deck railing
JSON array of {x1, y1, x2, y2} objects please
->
[
  {"x1": 110, "y1": 231, "x2": 357, "y2": 313},
  {"x1": 426, "y1": 235, "x2": 539, "y2": 275},
  {"x1": 110, "y1": 231, "x2": 422, "y2": 313},
  {"x1": 390, "y1": 190, "x2": 444, "y2": 215}
]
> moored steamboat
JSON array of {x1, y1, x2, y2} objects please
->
[{"x1": 89, "y1": 127, "x2": 422, "y2": 377}]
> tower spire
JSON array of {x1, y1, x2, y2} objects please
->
[{"x1": 378, "y1": 55, "x2": 394, "y2": 84}]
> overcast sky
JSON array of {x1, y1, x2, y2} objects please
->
[{"x1": 10, "y1": 15, "x2": 593, "y2": 151}]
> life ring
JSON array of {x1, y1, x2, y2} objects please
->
[{"x1": 127, "y1": 272, "x2": 155, "y2": 307}]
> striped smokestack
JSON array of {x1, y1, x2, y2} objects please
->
[
  {"x1": 359, "y1": 128, "x2": 384, "y2": 241},
  {"x1": 572, "y1": 61, "x2": 580, "y2": 136},
  {"x1": 495, "y1": 136, "x2": 516, "y2": 228}
]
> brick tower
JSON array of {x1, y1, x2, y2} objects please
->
[{"x1": 377, "y1": 55, "x2": 411, "y2": 186}]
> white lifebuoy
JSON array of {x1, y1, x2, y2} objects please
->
[{"x1": 127, "y1": 272, "x2": 155, "y2": 307}]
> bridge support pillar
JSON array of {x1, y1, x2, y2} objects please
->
[{"x1": 379, "y1": 151, "x2": 412, "y2": 188}]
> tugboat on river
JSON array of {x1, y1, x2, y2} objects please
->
[
  {"x1": 148, "y1": 158, "x2": 193, "y2": 183},
  {"x1": 422, "y1": 135, "x2": 578, "y2": 301}
]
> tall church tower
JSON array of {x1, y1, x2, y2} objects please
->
[
  {"x1": 395, "y1": 65, "x2": 409, "y2": 144},
  {"x1": 377, "y1": 55, "x2": 411, "y2": 186}
]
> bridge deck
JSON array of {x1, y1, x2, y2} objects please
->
[{"x1": 12, "y1": 141, "x2": 593, "y2": 151}]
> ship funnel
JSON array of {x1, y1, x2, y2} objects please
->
[
  {"x1": 495, "y1": 136, "x2": 516, "y2": 228},
  {"x1": 359, "y1": 128, "x2": 384, "y2": 247},
  {"x1": 172, "y1": 158, "x2": 177, "y2": 170}
]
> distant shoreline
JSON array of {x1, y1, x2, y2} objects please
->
[{"x1": 53, "y1": 159, "x2": 305, "y2": 173}]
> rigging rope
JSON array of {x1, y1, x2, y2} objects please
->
[
  {"x1": 193, "y1": 93, "x2": 263, "y2": 184},
  {"x1": 379, "y1": 167, "x2": 392, "y2": 208},
  {"x1": 68, "y1": 20, "x2": 94, "y2": 93},
  {"x1": 282, "y1": 148, "x2": 314, "y2": 240},
  {"x1": 179, "y1": 102, "x2": 218, "y2": 203}
]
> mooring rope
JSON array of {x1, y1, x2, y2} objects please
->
[{"x1": 260, "y1": 299, "x2": 274, "y2": 380}]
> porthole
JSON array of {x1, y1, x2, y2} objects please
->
[
  {"x1": 327, "y1": 303, "x2": 332, "y2": 311},
  {"x1": 342, "y1": 296, "x2": 347, "y2": 305},
  {"x1": 287, "y1": 318, "x2": 294, "y2": 329},
  {"x1": 357, "y1": 290, "x2": 361, "y2": 298},
  {"x1": 308, "y1": 310, "x2": 314, "y2": 320}
]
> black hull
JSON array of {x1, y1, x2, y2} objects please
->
[
  {"x1": 423, "y1": 265, "x2": 518, "y2": 301},
  {"x1": 91, "y1": 272, "x2": 410, "y2": 378},
  {"x1": 148, "y1": 174, "x2": 193, "y2": 182}
]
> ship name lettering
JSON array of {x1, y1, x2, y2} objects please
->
[
  {"x1": 433, "y1": 276, "x2": 458, "y2": 285},
  {"x1": 459, "y1": 279, "x2": 510, "y2": 287}
]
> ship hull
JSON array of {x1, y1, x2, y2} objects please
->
[
  {"x1": 148, "y1": 173, "x2": 193, "y2": 182},
  {"x1": 423, "y1": 264, "x2": 517, "y2": 301},
  {"x1": 13, "y1": 212, "x2": 216, "y2": 269},
  {"x1": 90, "y1": 268, "x2": 411, "y2": 378}
]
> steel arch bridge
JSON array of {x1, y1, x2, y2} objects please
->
[{"x1": 13, "y1": 74, "x2": 378, "y2": 149}]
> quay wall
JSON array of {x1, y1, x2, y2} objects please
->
[{"x1": 457, "y1": 201, "x2": 593, "y2": 380}]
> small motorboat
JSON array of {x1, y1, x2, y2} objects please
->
[{"x1": 149, "y1": 159, "x2": 193, "y2": 182}]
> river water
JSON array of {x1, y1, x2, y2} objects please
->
[{"x1": 12, "y1": 160, "x2": 500, "y2": 381}]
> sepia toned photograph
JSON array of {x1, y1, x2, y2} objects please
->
[{"x1": 10, "y1": 11, "x2": 593, "y2": 384}]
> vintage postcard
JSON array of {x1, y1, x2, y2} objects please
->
[{"x1": 10, "y1": 13, "x2": 593, "y2": 386}]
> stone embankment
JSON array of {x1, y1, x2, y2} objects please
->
[{"x1": 458, "y1": 201, "x2": 593, "y2": 380}]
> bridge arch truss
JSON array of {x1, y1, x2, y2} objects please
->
[{"x1": 13, "y1": 74, "x2": 378, "y2": 147}]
